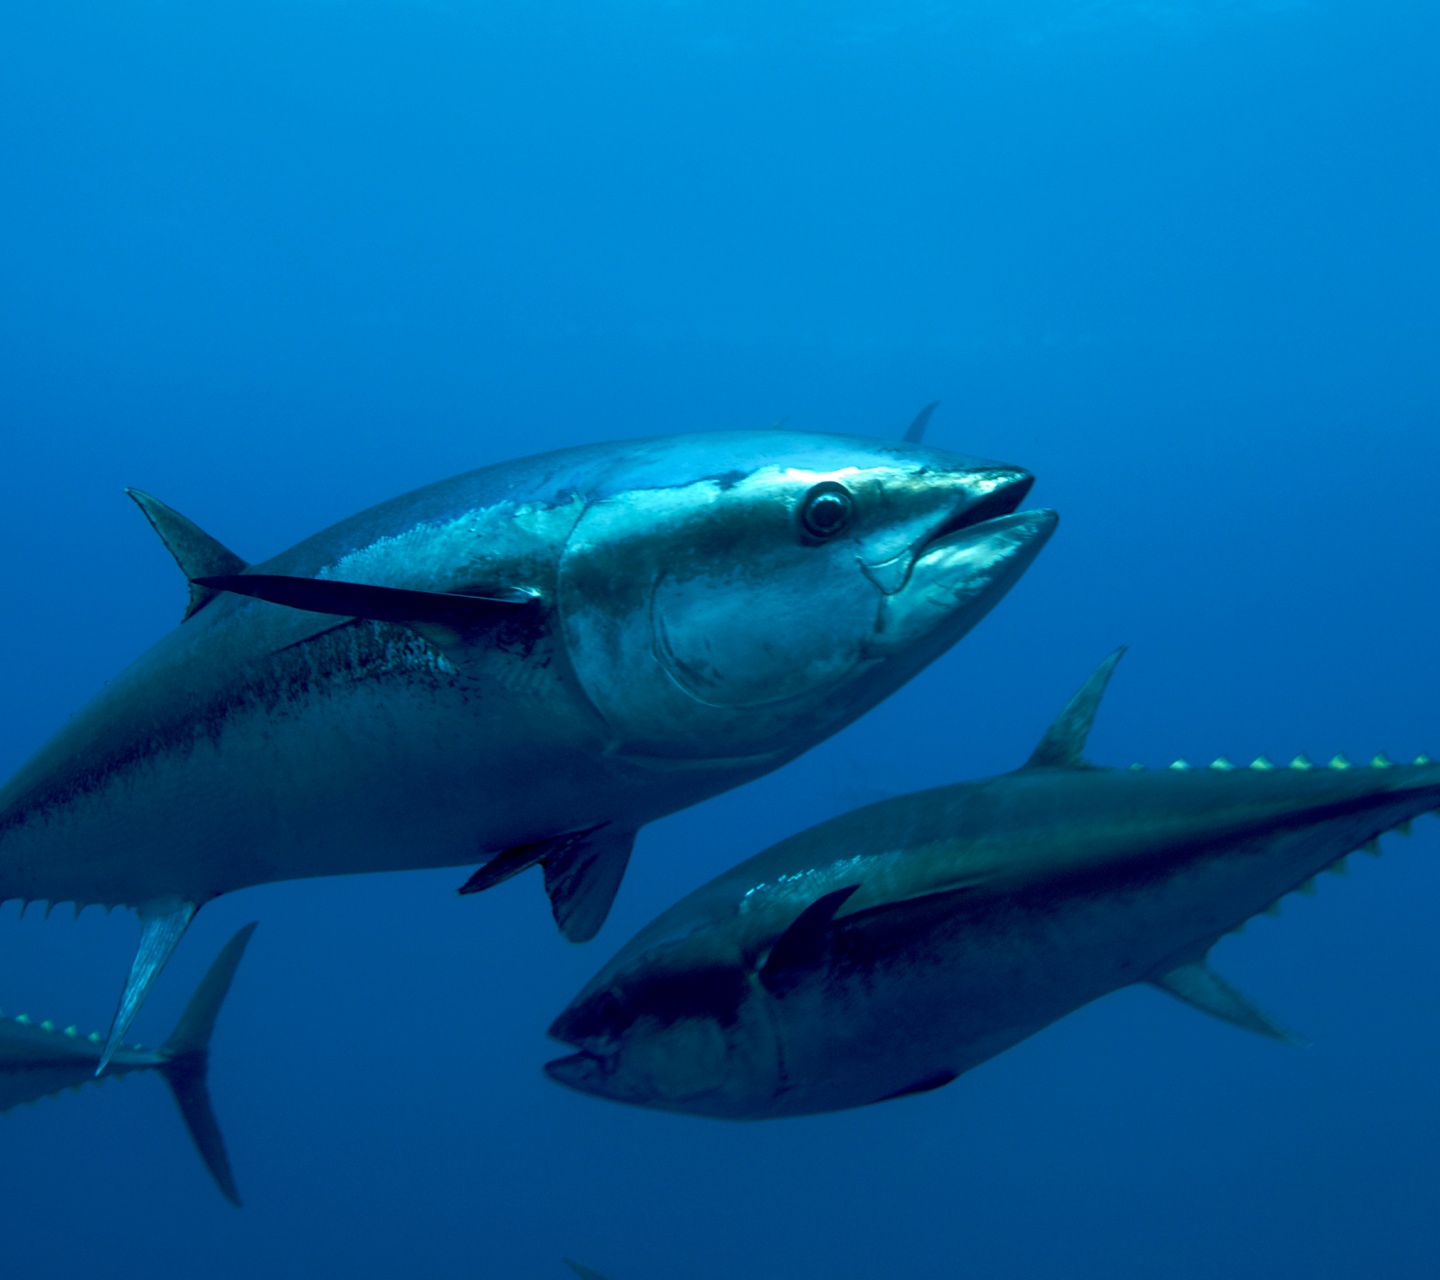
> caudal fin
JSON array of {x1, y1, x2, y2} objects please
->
[{"x1": 157, "y1": 923, "x2": 258, "y2": 1207}]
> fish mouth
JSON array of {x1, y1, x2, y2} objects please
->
[
  {"x1": 860, "y1": 469, "x2": 1038, "y2": 595},
  {"x1": 863, "y1": 501, "x2": 1057, "y2": 660},
  {"x1": 544, "y1": 1049, "x2": 612, "y2": 1097}
]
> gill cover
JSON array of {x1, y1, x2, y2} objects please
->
[{"x1": 556, "y1": 468, "x2": 884, "y2": 758}]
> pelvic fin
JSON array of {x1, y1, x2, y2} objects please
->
[
  {"x1": 460, "y1": 824, "x2": 638, "y2": 944},
  {"x1": 542, "y1": 824, "x2": 637, "y2": 943}
]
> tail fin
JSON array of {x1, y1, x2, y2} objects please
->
[{"x1": 157, "y1": 923, "x2": 258, "y2": 1207}]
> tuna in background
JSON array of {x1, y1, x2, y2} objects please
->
[{"x1": 2, "y1": 3, "x2": 1438, "y2": 1280}]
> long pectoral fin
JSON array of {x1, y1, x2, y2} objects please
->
[
  {"x1": 760, "y1": 885, "x2": 861, "y2": 994},
  {"x1": 192, "y1": 574, "x2": 537, "y2": 639},
  {"x1": 1151, "y1": 959, "x2": 1306, "y2": 1046},
  {"x1": 98, "y1": 898, "x2": 197, "y2": 1076},
  {"x1": 459, "y1": 824, "x2": 637, "y2": 944}
]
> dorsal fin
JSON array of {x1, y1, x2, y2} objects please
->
[
  {"x1": 902, "y1": 401, "x2": 940, "y2": 444},
  {"x1": 127, "y1": 489, "x2": 248, "y2": 622},
  {"x1": 1025, "y1": 647, "x2": 1126, "y2": 770}
]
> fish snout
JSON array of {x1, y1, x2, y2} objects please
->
[
  {"x1": 544, "y1": 1050, "x2": 615, "y2": 1099},
  {"x1": 866, "y1": 505, "x2": 1057, "y2": 658}
]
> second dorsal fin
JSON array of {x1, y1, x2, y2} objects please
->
[
  {"x1": 127, "y1": 489, "x2": 249, "y2": 622},
  {"x1": 1025, "y1": 647, "x2": 1126, "y2": 770}
]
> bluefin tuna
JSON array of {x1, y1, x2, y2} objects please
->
[
  {"x1": 0, "y1": 428, "x2": 1055, "y2": 1065},
  {"x1": 547, "y1": 651, "x2": 1436, "y2": 1117},
  {"x1": 0, "y1": 924, "x2": 255, "y2": 1202}
]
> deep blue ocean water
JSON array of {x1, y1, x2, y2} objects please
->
[{"x1": 2, "y1": 3, "x2": 1438, "y2": 1276}]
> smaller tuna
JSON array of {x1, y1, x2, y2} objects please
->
[
  {"x1": 547, "y1": 652, "x2": 1438, "y2": 1118},
  {"x1": 0, "y1": 924, "x2": 256, "y2": 1203}
]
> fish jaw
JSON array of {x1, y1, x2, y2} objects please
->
[{"x1": 545, "y1": 937, "x2": 788, "y2": 1118}]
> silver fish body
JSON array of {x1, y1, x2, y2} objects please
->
[
  {"x1": 0, "y1": 430, "x2": 1053, "y2": 1054},
  {"x1": 1, "y1": 431, "x2": 1050, "y2": 913},
  {"x1": 547, "y1": 653, "x2": 1438, "y2": 1117}
]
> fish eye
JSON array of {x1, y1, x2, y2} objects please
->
[
  {"x1": 595, "y1": 990, "x2": 628, "y2": 1033},
  {"x1": 799, "y1": 482, "x2": 855, "y2": 541}
]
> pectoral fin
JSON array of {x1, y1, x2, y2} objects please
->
[
  {"x1": 194, "y1": 574, "x2": 535, "y2": 623},
  {"x1": 1151, "y1": 959, "x2": 1306, "y2": 1046},
  {"x1": 760, "y1": 885, "x2": 861, "y2": 994}
]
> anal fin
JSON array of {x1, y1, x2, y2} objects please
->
[
  {"x1": 98, "y1": 898, "x2": 197, "y2": 1075},
  {"x1": 1151, "y1": 959, "x2": 1306, "y2": 1046}
]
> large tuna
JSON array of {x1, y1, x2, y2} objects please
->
[
  {"x1": 547, "y1": 651, "x2": 1436, "y2": 1117},
  {"x1": 0, "y1": 426, "x2": 1055, "y2": 1064}
]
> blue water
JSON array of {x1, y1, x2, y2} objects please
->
[{"x1": 2, "y1": 2, "x2": 1438, "y2": 1276}]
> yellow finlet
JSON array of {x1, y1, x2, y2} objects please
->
[
  {"x1": 1396, "y1": 820, "x2": 1413, "y2": 836},
  {"x1": 1371, "y1": 753, "x2": 1393, "y2": 768},
  {"x1": 1290, "y1": 755, "x2": 1314, "y2": 770},
  {"x1": 1329, "y1": 753, "x2": 1353, "y2": 770},
  {"x1": 1362, "y1": 838, "x2": 1382, "y2": 856},
  {"x1": 1169, "y1": 759, "x2": 1191, "y2": 771},
  {"x1": 1210, "y1": 756, "x2": 1235, "y2": 771},
  {"x1": 1250, "y1": 755, "x2": 1274, "y2": 770},
  {"x1": 1296, "y1": 877, "x2": 1318, "y2": 896}
]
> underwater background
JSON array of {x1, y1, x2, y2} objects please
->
[{"x1": 2, "y1": 2, "x2": 1438, "y2": 1276}]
